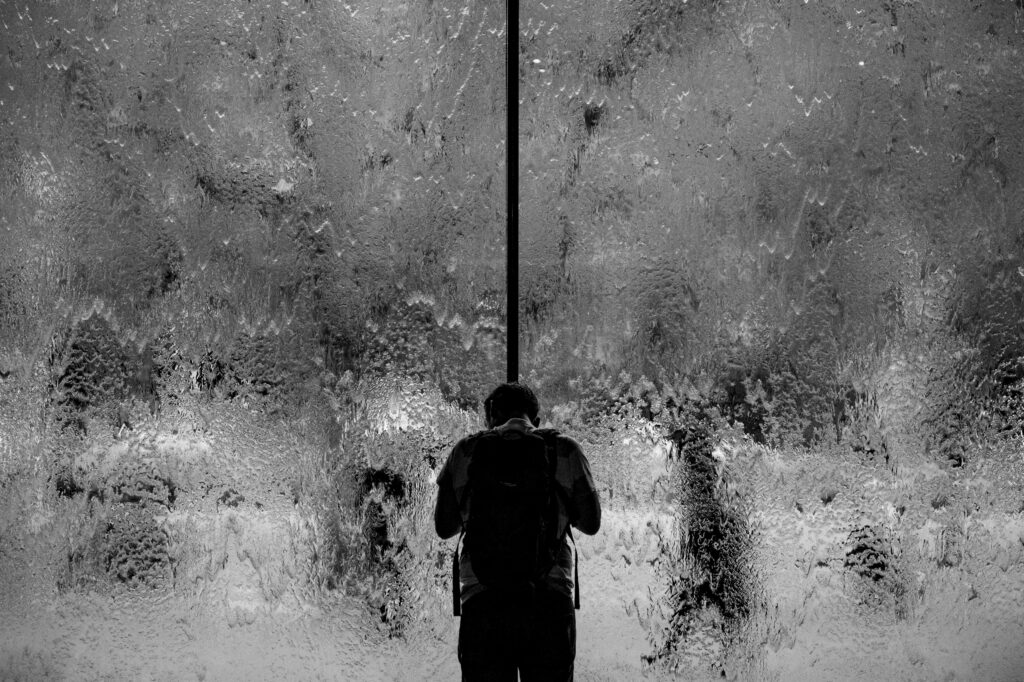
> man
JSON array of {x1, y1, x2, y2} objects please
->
[{"x1": 435, "y1": 382, "x2": 601, "y2": 682}]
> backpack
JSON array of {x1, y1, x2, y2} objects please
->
[{"x1": 452, "y1": 429, "x2": 580, "y2": 615}]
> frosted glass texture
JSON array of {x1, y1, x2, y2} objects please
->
[{"x1": 2, "y1": 1, "x2": 1024, "y2": 680}]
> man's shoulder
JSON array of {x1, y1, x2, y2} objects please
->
[
  {"x1": 452, "y1": 429, "x2": 495, "y2": 453},
  {"x1": 453, "y1": 427, "x2": 583, "y2": 456},
  {"x1": 458, "y1": 428, "x2": 492, "y2": 442},
  {"x1": 532, "y1": 428, "x2": 583, "y2": 454},
  {"x1": 439, "y1": 430, "x2": 492, "y2": 485}
]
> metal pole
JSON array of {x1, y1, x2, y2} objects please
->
[{"x1": 506, "y1": 0, "x2": 519, "y2": 383}]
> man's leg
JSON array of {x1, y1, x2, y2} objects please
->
[
  {"x1": 458, "y1": 590, "x2": 518, "y2": 682},
  {"x1": 519, "y1": 587, "x2": 576, "y2": 682}
]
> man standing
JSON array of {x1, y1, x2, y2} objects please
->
[{"x1": 435, "y1": 382, "x2": 601, "y2": 682}]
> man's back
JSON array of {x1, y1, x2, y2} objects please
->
[
  {"x1": 439, "y1": 422, "x2": 598, "y2": 601},
  {"x1": 435, "y1": 384, "x2": 601, "y2": 682}
]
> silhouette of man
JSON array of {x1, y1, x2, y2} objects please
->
[{"x1": 435, "y1": 382, "x2": 601, "y2": 682}]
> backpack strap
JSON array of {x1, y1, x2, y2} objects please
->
[
  {"x1": 452, "y1": 530, "x2": 463, "y2": 617},
  {"x1": 540, "y1": 431, "x2": 581, "y2": 610}
]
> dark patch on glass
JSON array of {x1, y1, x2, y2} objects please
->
[
  {"x1": 54, "y1": 468, "x2": 84, "y2": 499},
  {"x1": 844, "y1": 526, "x2": 891, "y2": 583},
  {"x1": 938, "y1": 524, "x2": 963, "y2": 568},
  {"x1": 218, "y1": 488, "x2": 245, "y2": 509},
  {"x1": 100, "y1": 504, "x2": 171, "y2": 587},
  {"x1": 359, "y1": 468, "x2": 407, "y2": 504},
  {"x1": 583, "y1": 102, "x2": 604, "y2": 135},
  {"x1": 109, "y1": 459, "x2": 177, "y2": 509},
  {"x1": 648, "y1": 423, "x2": 754, "y2": 667},
  {"x1": 716, "y1": 364, "x2": 770, "y2": 444}
]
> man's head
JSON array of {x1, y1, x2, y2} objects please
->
[{"x1": 484, "y1": 382, "x2": 540, "y2": 428}]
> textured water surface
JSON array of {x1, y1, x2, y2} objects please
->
[{"x1": 2, "y1": 0, "x2": 1024, "y2": 679}]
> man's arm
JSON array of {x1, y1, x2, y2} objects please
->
[
  {"x1": 567, "y1": 441, "x2": 601, "y2": 536},
  {"x1": 434, "y1": 447, "x2": 463, "y2": 539},
  {"x1": 434, "y1": 477, "x2": 462, "y2": 539}
]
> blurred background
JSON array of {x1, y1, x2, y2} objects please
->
[{"x1": 1, "y1": 0, "x2": 1023, "y2": 679}]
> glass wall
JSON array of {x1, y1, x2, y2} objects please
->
[{"x1": 2, "y1": 1, "x2": 1023, "y2": 680}]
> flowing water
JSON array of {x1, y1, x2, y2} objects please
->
[{"x1": 2, "y1": 1, "x2": 1024, "y2": 680}]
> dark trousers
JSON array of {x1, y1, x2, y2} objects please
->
[{"x1": 458, "y1": 585, "x2": 576, "y2": 682}]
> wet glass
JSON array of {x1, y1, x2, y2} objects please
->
[{"x1": 2, "y1": 1, "x2": 1024, "y2": 680}]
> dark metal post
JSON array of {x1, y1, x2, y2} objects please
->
[{"x1": 506, "y1": 0, "x2": 519, "y2": 383}]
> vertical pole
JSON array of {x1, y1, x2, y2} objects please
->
[{"x1": 506, "y1": 0, "x2": 519, "y2": 384}]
